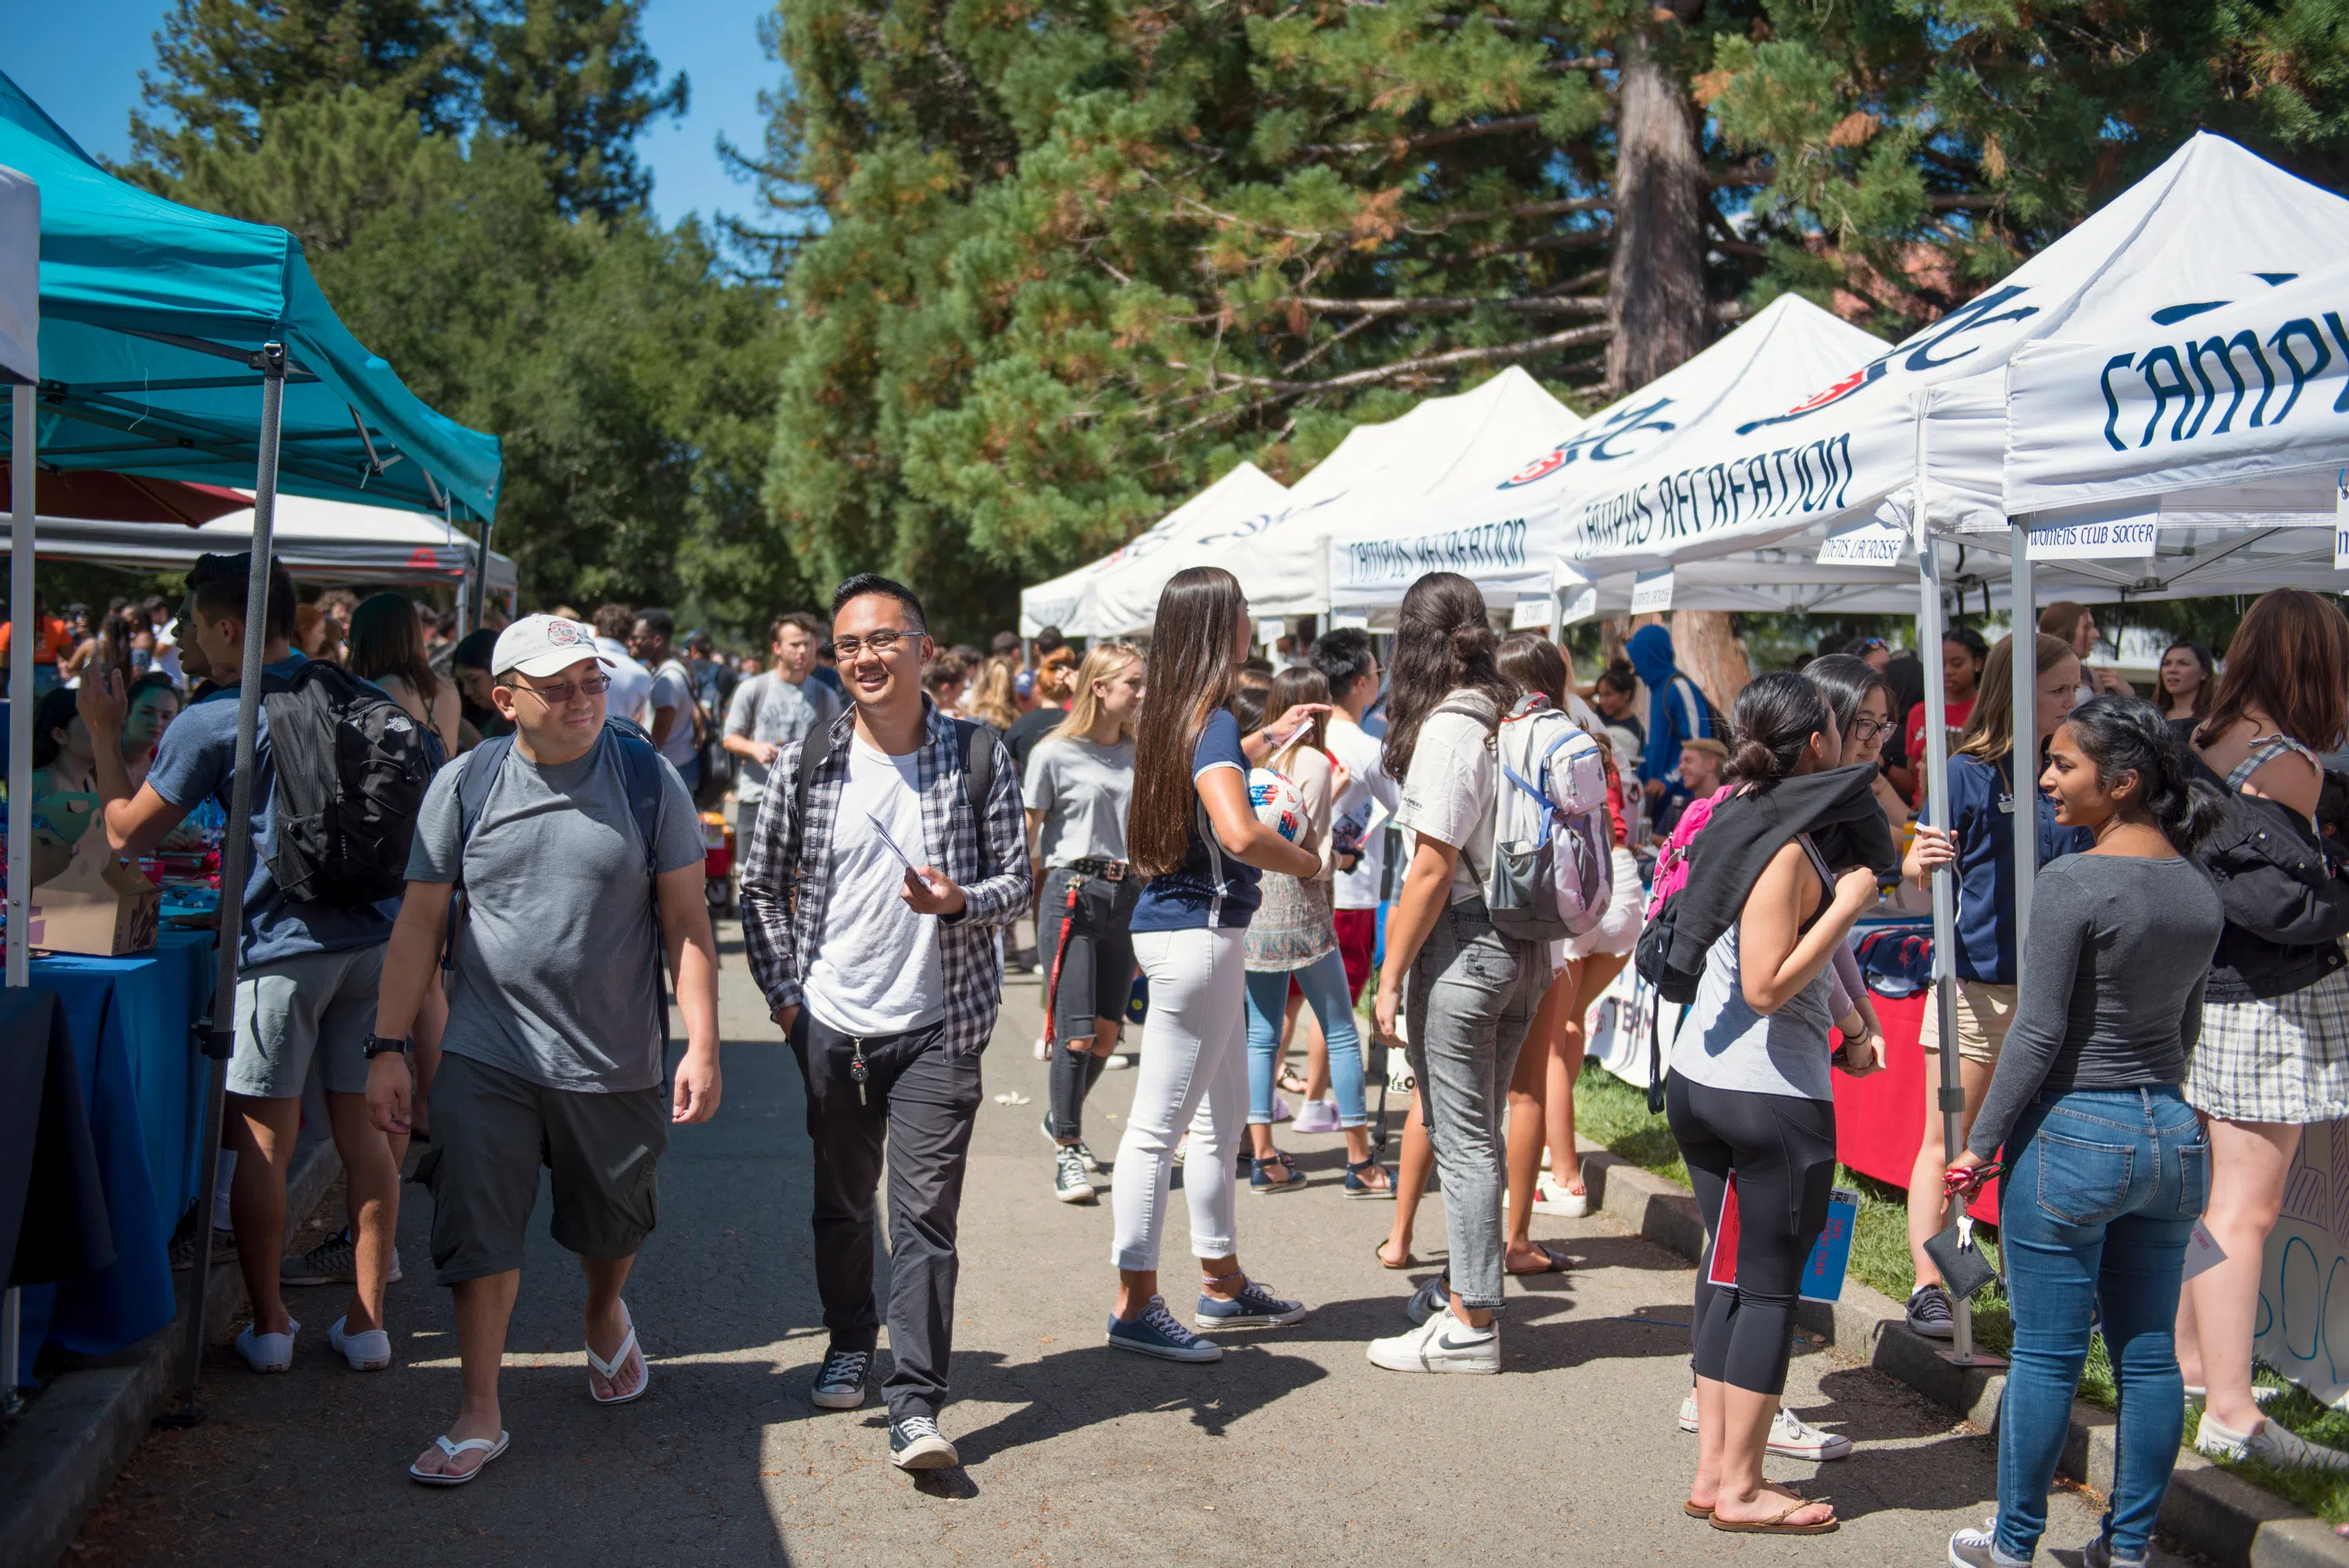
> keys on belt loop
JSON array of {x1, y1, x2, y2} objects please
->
[{"x1": 850, "y1": 1037, "x2": 870, "y2": 1105}]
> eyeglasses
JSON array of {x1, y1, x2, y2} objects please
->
[
  {"x1": 1849, "y1": 716, "x2": 1894, "y2": 742},
  {"x1": 504, "y1": 673, "x2": 612, "y2": 705},
  {"x1": 827, "y1": 628, "x2": 921, "y2": 659}
]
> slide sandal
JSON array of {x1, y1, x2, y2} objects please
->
[
  {"x1": 1374, "y1": 1238, "x2": 1415, "y2": 1270},
  {"x1": 410, "y1": 1431, "x2": 510, "y2": 1487},
  {"x1": 1710, "y1": 1498, "x2": 1838, "y2": 1535},
  {"x1": 587, "y1": 1303, "x2": 650, "y2": 1406},
  {"x1": 1505, "y1": 1243, "x2": 1572, "y2": 1276}
]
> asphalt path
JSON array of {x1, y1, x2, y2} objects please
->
[{"x1": 71, "y1": 924, "x2": 2207, "y2": 1566}]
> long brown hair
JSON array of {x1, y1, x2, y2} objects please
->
[
  {"x1": 345, "y1": 590, "x2": 440, "y2": 705},
  {"x1": 1955, "y1": 632, "x2": 2074, "y2": 764},
  {"x1": 1266, "y1": 666, "x2": 1331, "y2": 767},
  {"x1": 2196, "y1": 588, "x2": 2349, "y2": 752},
  {"x1": 1496, "y1": 632, "x2": 1569, "y2": 710},
  {"x1": 1048, "y1": 641, "x2": 1143, "y2": 745},
  {"x1": 1380, "y1": 571, "x2": 1513, "y2": 781},
  {"x1": 1128, "y1": 568, "x2": 1245, "y2": 878}
]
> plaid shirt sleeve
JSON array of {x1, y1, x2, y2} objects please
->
[
  {"x1": 738, "y1": 732, "x2": 822, "y2": 1014},
  {"x1": 943, "y1": 730, "x2": 1030, "y2": 930}
]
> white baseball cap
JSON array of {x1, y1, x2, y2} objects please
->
[{"x1": 491, "y1": 614, "x2": 611, "y2": 679}]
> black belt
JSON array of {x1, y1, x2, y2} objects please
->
[{"x1": 1066, "y1": 858, "x2": 1128, "y2": 881}]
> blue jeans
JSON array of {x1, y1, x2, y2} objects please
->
[
  {"x1": 1994, "y1": 1085, "x2": 2208, "y2": 1563},
  {"x1": 1243, "y1": 953, "x2": 1367, "y2": 1128}
]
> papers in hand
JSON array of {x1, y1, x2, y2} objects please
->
[{"x1": 866, "y1": 809, "x2": 922, "y2": 871}]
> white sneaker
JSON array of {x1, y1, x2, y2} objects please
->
[
  {"x1": 235, "y1": 1316, "x2": 299, "y2": 1373},
  {"x1": 1532, "y1": 1170, "x2": 1590, "y2": 1217},
  {"x1": 1674, "y1": 1393, "x2": 1853, "y2": 1459},
  {"x1": 1102, "y1": 1054, "x2": 1134, "y2": 1071},
  {"x1": 1367, "y1": 1308, "x2": 1499, "y2": 1375},
  {"x1": 2185, "y1": 1382, "x2": 2282, "y2": 1405},
  {"x1": 1678, "y1": 1390, "x2": 1699, "y2": 1432},
  {"x1": 328, "y1": 1314, "x2": 392, "y2": 1372},
  {"x1": 1948, "y1": 1516, "x2": 2029, "y2": 1566},
  {"x1": 2196, "y1": 1410, "x2": 2349, "y2": 1471}
]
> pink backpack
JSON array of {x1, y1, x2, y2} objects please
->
[{"x1": 1645, "y1": 784, "x2": 1736, "y2": 913}]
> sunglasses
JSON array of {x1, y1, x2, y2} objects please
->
[{"x1": 503, "y1": 673, "x2": 612, "y2": 704}]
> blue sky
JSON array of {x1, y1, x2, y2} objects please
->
[{"x1": 8, "y1": 0, "x2": 780, "y2": 229}]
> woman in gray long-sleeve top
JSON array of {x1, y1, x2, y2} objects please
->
[{"x1": 1943, "y1": 697, "x2": 2222, "y2": 1568}]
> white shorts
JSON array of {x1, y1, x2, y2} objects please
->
[{"x1": 1553, "y1": 845, "x2": 1647, "y2": 968}]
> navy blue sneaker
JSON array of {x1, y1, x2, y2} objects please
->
[
  {"x1": 887, "y1": 1414, "x2": 958, "y2": 1470},
  {"x1": 1196, "y1": 1275, "x2": 1308, "y2": 1331},
  {"x1": 1405, "y1": 1271, "x2": 1451, "y2": 1325},
  {"x1": 1106, "y1": 1296, "x2": 1225, "y2": 1362}
]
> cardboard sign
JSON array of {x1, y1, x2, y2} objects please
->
[
  {"x1": 27, "y1": 831, "x2": 161, "y2": 957},
  {"x1": 1705, "y1": 1175, "x2": 1862, "y2": 1303}
]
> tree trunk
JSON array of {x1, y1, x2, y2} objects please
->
[{"x1": 1605, "y1": 15, "x2": 1748, "y2": 712}]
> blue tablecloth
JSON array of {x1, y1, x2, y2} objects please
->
[{"x1": 14, "y1": 926, "x2": 216, "y2": 1382}]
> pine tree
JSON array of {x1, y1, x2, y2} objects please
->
[{"x1": 474, "y1": 0, "x2": 689, "y2": 217}]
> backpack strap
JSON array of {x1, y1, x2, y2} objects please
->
[
  {"x1": 791, "y1": 716, "x2": 996, "y2": 873},
  {"x1": 2226, "y1": 733, "x2": 2321, "y2": 793}
]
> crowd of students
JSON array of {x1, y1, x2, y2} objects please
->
[{"x1": 38, "y1": 541, "x2": 2349, "y2": 1559}]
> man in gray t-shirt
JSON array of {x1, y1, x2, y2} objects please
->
[
  {"x1": 364, "y1": 614, "x2": 723, "y2": 1486},
  {"x1": 723, "y1": 611, "x2": 839, "y2": 805}
]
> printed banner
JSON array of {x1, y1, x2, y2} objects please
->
[
  {"x1": 2255, "y1": 1119, "x2": 2349, "y2": 1408},
  {"x1": 1817, "y1": 515, "x2": 1909, "y2": 567},
  {"x1": 2024, "y1": 513, "x2": 2159, "y2": 560},
  {"x1": 1629, "y1": 568, "x2": 1675, "y2": 615}
]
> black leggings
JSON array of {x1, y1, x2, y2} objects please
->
[{"x1": 1666, "y1": 1072, "x2": 1837, "y2": 1397}]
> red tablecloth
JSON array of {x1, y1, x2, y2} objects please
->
[{"x1": 1832, "y1": 992, "x2": 1999, "y2": 1224}]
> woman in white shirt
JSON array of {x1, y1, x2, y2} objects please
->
[{"x1": 1366, "y1": 572, "x2": 1546, "y2": 1375}]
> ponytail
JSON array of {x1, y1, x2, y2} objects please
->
[
  {"x1": 1721, "y1": 672, "x2": 1832, "y2": 791},
  {"x1": 2062, "y1": 694, "x2": 2223, "y2": 854}
]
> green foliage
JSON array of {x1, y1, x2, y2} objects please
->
[
  {"x1": 121, "y1": 1, "x2": 809, "y2": 632},
  {"x1": 1707, "y1": 0, "x2": 2349, "y2": 335}
]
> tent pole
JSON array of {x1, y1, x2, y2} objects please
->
[
  {"x1": 5, "y1": 384, "x2": 33, "y2": 1406},
  {"x1": 2009, "y1": 521, "x2": 2037, "y2": 950},
  {"x1": 168, "y1": 343, "x2": 285, "y2": 1426},
  {"x1": 472, "y1": 507, "x2": 493, "y2": 634}
]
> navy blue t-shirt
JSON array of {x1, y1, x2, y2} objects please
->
[
  {"x1": 1943, "y1": 752, "x2": 2094, "y2": 984},
  {"x1": 1129, "y1": 708, "x2": 1262, "y2": 932},
  {"x1": 145, "y1": 651, "x2": 396, "y2": 967}
]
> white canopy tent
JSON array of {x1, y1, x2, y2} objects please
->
[
  {"x1": 1020, "y1": 461, "x2": 1286, "y2": 638},
  {"x1": 1558, "y1": 134, "x2": 2349, "y2": 586},
  {"x1": 2, "y1": 491, "x2": 519, "y2": 594},
  {"x1": 1071, "y1": 366, "x2": 1581, "y2": 633},
  {"x1": 1329, "y1": 297, "x2": 1885, "y2": 618}
]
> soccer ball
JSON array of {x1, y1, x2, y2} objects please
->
[{"x1": 1248, "y1": 768, "x2": 1305, "y2": 842}]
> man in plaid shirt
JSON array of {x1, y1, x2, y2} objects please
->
[{"x1": 738, "y1": 573, "x2": 1028, "y2": 1472}]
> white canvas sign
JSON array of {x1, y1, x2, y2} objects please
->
[
  {"x1": 1629, "y1": 568, "x2": 1675, "y2": 615},
  {"x1": 2025, "y1": 514, "x2": 2159, "y2": 560},
  {"x1": 1816, "y1": 516, "x2": 1908, "y2": 567}
]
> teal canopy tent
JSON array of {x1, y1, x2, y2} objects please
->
[
  {"x1": 0, "y1": 70, "x2": 500, "y2": 520},
  {"x1": 0, "y1": 67, "x2": 501, "y2": 1420}
]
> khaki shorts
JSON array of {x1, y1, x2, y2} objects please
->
[{"x1": 1918, "y1": 979, "x2": 2018, "y2": 1066}]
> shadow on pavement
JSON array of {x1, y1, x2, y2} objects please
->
[{"x1": 946, "y1": 1342, "x2": 1330, "y2": 1465}]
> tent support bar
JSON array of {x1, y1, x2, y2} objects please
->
[
  {"x1": 4, "y1": 383, "x2": 34, "y2": 1409},
  {"x1": 2011, "y1": 522, "x2": 2037, "y2": 949},
  {"x1": 168, "y1": 344, "x2": 287, "y2": 1428}
]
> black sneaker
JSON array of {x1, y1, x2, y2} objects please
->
[
  {"x1": 1907, "y1": 1282, "x2": 1956, "y2": 1340},
  {"x1": 168, "y1": 1226, "x2": 237, "y2": 1271},
  {"x1": 1053, "y1": 1145, "x2": 1097, "y2": 1204},
  {"x1": 888, "y1": 1414, "x2": 958, "y2": 1470},
  {"x1": 810, "y1": 1346, "x2": 870, "y2": 1410}
]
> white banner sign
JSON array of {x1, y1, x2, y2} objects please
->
[
  {"x1": 1816, "y1": 515, "x2": 1908, "y2": 567},
  {"x1": 1560, "y1": 582, "x2": 1599, "y2": 625},
  {"x1": 1629, "y1": 568, "x2": 1675, "y2": 615},
  {"x1": 1255, "y1": 617, "x2": 1286, "y2": 647},
  {"x1": 1329, "y1": 611, "x2": 1369, "y2": 630},
  {"x1": 2025, "y1": 514, "x2": 2158, "y2": 560},
  {"x1": 1510, "y1": 594, "x2": 1552, "y2": 629},
  {"x1": 2336, "y1": 470, "x2": 2349, "y2": 571}
]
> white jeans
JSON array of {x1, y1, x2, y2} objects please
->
[{"x1": 1110, "y1": 925, "x2": 1247, "y2": 1272}]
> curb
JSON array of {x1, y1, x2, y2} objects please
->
[
  {"x1": 2, "y1": 1137, "x2": 341, "y2": 1568},
  {"x1": 1574, "y1": 1139, "x2": 2349, "y2": 1568}
]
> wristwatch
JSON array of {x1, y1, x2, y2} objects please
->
[{"x1": 362, "y1": 1034, "x2": 409, "y2": 1059}]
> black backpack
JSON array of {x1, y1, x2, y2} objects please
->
[{"x1": 262, "y1": 662, "x2": 442, "y2": 907}]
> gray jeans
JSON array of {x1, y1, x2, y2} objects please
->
[{"x1": 1405, "y1": 900, "x2": 1548, "y2": 1310}]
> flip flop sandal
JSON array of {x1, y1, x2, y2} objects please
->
[
  {"x1": 1277, "y1": 1066, "x2": 1310, "y2": 1096},
  {"x1": 587, "y1": 1303, "x2": 651, "y2": 1406},
  {"x1": 410, "y1": 1430, "x2": 510, "y2": 1487},
  {"x1": 1374, "y1": 1238, "x2": 1415, "y2": 1270},
  {"x1": 1709, "y1": 1499, "x2": 1838, "y2": 1535},
  {"x1": 1682, "y1": 1501, "x2": 1714, "y2": 1519},
  {"x1": 1506, "y1": 1243, "x2": 1572, "y2": 1276}
]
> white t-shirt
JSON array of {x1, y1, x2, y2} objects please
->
[
  {"x1": 804, "y1": 739, "x2": 948, "y2": 1035},
  {"x1": 1326, "y1": 714, "x2": 1400, "y2": 911},
  {"x1": 594, "y1": 637, "x2": 655, "y2": 728},
  {"x1": 1394, "y1": 689, "x2": 1498, "y2": 903}
]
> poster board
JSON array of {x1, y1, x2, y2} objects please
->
[{"x1": 2255, "y1": 1118, "x2": 2349, "y2": 1408}]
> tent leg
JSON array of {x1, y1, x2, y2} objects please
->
[
  {"x1": 1919, "y1": 538, "x2": 2001, "y2": 1370},
  {"x1": 2009, "y1": 523, "x2": 2037, "y2": 945},
  {"x1": 4, "y1": 384, "x2": 31, "y2": 1406},
  {"x1": 164, "y1": 344, "x2": 287, "y2": 1428}
]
